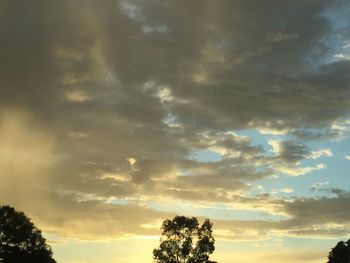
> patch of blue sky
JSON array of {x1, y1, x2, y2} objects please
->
[
  {"x1": 235, "y1": 129, "x2": 270, "y2": 147},
  {"x1": 248, "y1": 181, "x2": 295, "y2": 196},
  {"x1": 253, "y1": 176, "x2": 324, "y2": 198},
  {"x1": 252, "y1": 152, "x2": 349, "y2": 199},
  {"x1": 322, "y1": 1, "x2": 350, "y2": 30},
  {"x1": 232, "y1": 127, "x2": 350, "y2": 200},
  {"x1": 187, "y1": 149, "x2": 223, "y2": 163},
  {"x1": 305, "y1": 132, "x2": 350, "y2": 189},
  {"x1": 163, "y1": 113, "x2": 176, "y2": 125},
  {"x1": 307, "y1": 130, "x2": 350, "y2": 156},
  {"x1": 314, "y1": 156, "x2": 350, "y2": 190},
  {"x1": 251, "y1": 155, "x2": 332, "y2": 198},
  {"x1": 316, "y1": 1, "x2": 350, "y2": 65},
  {"x1": 235, "y1": 129, "x2": 291, "y2": 157}
]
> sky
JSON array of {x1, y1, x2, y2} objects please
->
[{"x1": 0, "y1": 0, "x2": 350, "y2": 262}]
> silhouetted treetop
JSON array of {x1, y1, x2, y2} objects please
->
[
  {"x1": 327, "y1": 239, "x2": 350, "y2": 263},
  {"x1": 153, "y1": 215, "x2": 215, "y2": 263},
  {"x1": 0, "y1": 205, "x2": 56, "y2": 263}
]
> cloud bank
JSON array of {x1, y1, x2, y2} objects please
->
[{"x1": 0, "y1": 0, "x2": 349, "y2": 244}]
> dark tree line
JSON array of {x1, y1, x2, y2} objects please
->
[
  {"x1": 2, "y1": 204, "x2": 350, "y2": 263},
  {"x1": 152, "y1": 216, "x2": 350, "y2": 263}
]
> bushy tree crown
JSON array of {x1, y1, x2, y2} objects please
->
[
  {"x1": 328, "y1": 239, "x2": 350, "y2": 263},
  {"x1": 153, "y1": 216, "x2": 215, "y2": 263},
  {"x1": 0, "y1": 205, "x2": 56, "y2": 263}
]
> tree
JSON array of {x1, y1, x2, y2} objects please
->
[
  {"x1": 327, "y1": 239, "x2": 350, "y2": 263},
  {"x1": 0, "y1": 205, "x2": 57, "y2": 263},
  {"x1": 153, "y1": 216, "x2": 216, "y2": 263}
]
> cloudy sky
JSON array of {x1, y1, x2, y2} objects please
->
[{"x1": 1, "y1": 0, "x2": 350, "y2": 262}]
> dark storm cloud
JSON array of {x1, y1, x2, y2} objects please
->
[
  {"x1": 129, "y1": 0, "x2": 348, "y2": 131},
  {"x1": 1, "y1": 0, "x2": 349, "y2": 129}
]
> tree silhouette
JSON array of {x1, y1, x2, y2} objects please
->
[
  {"x1": 327, "y1": 239, "x2": 350, "y2": 263},
  {"x1": 153, "y1": 216, "x2": 216, "y2": 263},
  {"x1": 0, "y1": 205, "x2": 57, "y2": 263}
]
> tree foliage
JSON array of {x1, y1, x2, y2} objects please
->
[
  {"x1": 153, "y1": 216, "x2": 216, "y2": 263},
  {"x1": 0, "y1": 205, "x2": 56, "y2": 263},
  {"x1": 327, "y1": 239, "x2": 350, "y2": 263}
]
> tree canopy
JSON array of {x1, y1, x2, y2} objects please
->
[
  {"x1": 327, "y1": 239, "x2": 350, "y2": 263},
  {"x1": 153, "y1": 216, "x2": 216, "y2": 263},
  {"x1": 0, "y1": 205, "x2": 56, "y2": 263}
]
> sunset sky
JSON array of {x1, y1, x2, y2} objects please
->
[{"x1": 1, "y1": 1, "x2": 350, "y2": 262}]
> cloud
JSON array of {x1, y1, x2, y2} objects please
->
[
  {"x1": 208, "y1": 188, "x2": 350, "y2": 240},
  {"x1": 281, "y1": 189, "x2": 350, "y2": 226},
  {"x1": 267, "y1": 140, "x2": 328, "y2": 176},
  {"x1": 0, "y1": 110, "x2": 56, "y2": 206},
  {"x1": 31, "y1": 194, "x2": 168, "y2": 240},
  {"x1": 311, "y1": 181, "x2": 330, "y2": 191},
  {"x1": 275, "y1": 163, "x2": 326, "y2": 177},
  {"x1": 269, "y1": 140, "x2": 308, "y2": 164},
  {"x1": 0, "y1": 0, "x2": 349, "y2": 244},
  {"x1": 310, "y1": 148, "x2": 333, "y2": 159},
  {"x1": 279, "y1": 188, "x2": 294, "y2": 193}
]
